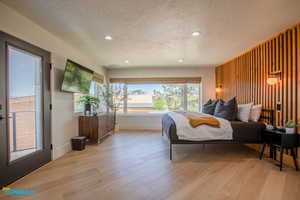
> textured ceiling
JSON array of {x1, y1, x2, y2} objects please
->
[{"x1": 2, "y1": 0, "x2": 300, "y2": 68}]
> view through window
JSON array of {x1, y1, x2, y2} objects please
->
[
  {"x1": 127, "y1": 84, "x2": 183, "y2": 114},
  {"x1": 8, "y1": 46, "x2": 43, "y2": 161},
  {"x1": 74, "y1": 81, "x2": 105, "y2": 113},
  {"x1": 115, "y1": 83, "x2": 200, "y2": 114}
]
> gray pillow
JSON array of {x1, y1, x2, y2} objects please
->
[
  {"x1": 202, "y1": 99, "x2": 219, "y2": 115},
  {"x1": 214, "y1": 97, "x2": 238, "y2": 121}
]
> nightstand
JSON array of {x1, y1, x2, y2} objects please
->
[{"x1": 260, "y1": 129, "x2": 299, "y2": 171}]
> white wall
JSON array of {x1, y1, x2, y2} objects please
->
[
  {"x1": 0, "y1": 2, "x2": 106, "y2": 160},
  {"x1": 108, "y1": 67, "x2": 216, "y2": 130}
]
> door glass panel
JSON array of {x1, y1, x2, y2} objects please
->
[{"x1": 8, "y1": 46, "x2": 43, "y2": 162}]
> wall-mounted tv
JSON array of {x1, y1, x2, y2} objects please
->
[{"x1": 61, "y1": 59, "x2": 94, "y2": 94}]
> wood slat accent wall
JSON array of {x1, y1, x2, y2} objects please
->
[{"x1": 215, "y1": 23, "x2": 300, "y2": 168}]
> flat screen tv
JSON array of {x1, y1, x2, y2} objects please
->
[{"x1": 61, "y1": 59, "x2": 94, "y2": 94}]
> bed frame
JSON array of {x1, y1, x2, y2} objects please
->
[{"x1": 162, "y1": 109, "x2": 274, "y2": 160}]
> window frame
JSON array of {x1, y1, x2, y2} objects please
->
[{"x1": 116, "y1": 82, "x2": 202, "y2": 115}]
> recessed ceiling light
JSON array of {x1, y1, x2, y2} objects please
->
[
  {"x1": 192, "y1": 31, "x2": 200, "y2": 36},
  {"x1": 104, "y1": 35, "x2": 112, "y2": 40},
  {"x1": 124, "y1": 60, "x2": 130, "y2": 64},
  {"x1": 178, "y1": 59, "x2": 184, "y2": 63}
]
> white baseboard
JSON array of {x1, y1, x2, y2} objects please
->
[
  {"x1": 52, "y1": 142, "x2": 71, "y2": 160},
  {"x1": 117, "y1": 114, "x2": 163, "y2": 130}
]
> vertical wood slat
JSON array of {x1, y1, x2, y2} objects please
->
[
  {"x1": 275, "y1": 37, "x2": 279, "y2": 127},
  {"x1": 247, "y1": 53, "x2": 251, "y2": 103},
  {"x1": 258, "y1": 46, "x2": 260, "y2": 105},
  {"x1": 261, "y1": 45, "x2": 264, "y2": 105},
  {"x1": 255, "y1": 48, "x2": 258, "y2": 104},
  {"x1": 242, "y1": 55, "x2": 244, "y2": 103},
  {"x1": 283, "y1": 32, "x2": 287, "y2": 124},
  {"x1": 269, "y1": 41, "x2": 273, "y2": 110},
  {"x1": 261, "y1": 43, "x2": 267, "y2": 108},
  {"x1": 287, "y1": 30, "x2": 292, "y2": 121},
  {"x1": 274, "y1": 38, "x2": 277, "y2": 113},
  {"x1": 292, "y1": 28, "x2": 297, "y2": 124},
  {"x1": 297, "y1": 25, "x2": 300, "y2": 156},
  {"x1": 294, "y1": 25, "x2": 300, "y2": 132},
  {"x1": 237, "y1": 58, "x2": 240, "y2": 103},
  {"x1": 250, "y1": 50, "x2": 253, "y2": 102},
  {"x1": 266, "y1": 41, "x2": 270, "y2": 109},
  {"x1": 279, "y1": 34, "x2": 283, "y2": 126}
]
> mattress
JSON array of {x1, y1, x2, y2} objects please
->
[{"x1": 162, "y1": 114, "x2": 266, "y2": 143}]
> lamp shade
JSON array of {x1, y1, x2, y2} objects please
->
[
  {"x1": 216, "y1": 87, "x2": 222, "y2": 93},
  {"x1": 267, "y1": 77, "x2": 279, "y2": 85}
]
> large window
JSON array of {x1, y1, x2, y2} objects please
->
[{"x1": 113, "y1": 82, "x2": 201, "y2": 114}]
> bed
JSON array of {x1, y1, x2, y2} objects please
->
[{"x1": 162, "y1": 109, "x2": 274, "y2": 160}]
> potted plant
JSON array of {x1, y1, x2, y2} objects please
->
[
  {"x1": 284, "y1": 120, "x2": 300, "y2": 134},
  {"x1": 78, "y1": 95, "x2": 100, "y2": 116}
]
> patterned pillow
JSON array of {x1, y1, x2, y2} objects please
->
[
  {"x1": 214, "y1": 97, "x2": 238, "y2": 121},
  {"x1": 202, "y1": 99, "x2": 219, "y2": 115},
  {"x1": 249, "y1": 104, "x2": 262, "y2": 122}
]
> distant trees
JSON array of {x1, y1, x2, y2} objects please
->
[
  {"x1": 186, "y1": 84, "x2": 200, "y2": 112},
  {"x1": 129, "y1": 89, "x2": 144, "y2": 95},
  {"x1": 152, "y1": 85, "x2": 184, "y2": 111},
  {"x1": 110, "y1": 83, "x2": 200, "y2": 113},
  {"x1": 152, "y1": 84, "x2": 199, "y2": 112}
]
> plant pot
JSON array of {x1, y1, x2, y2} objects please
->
[
  {"x1": 84, "y1": 104, "x2": 91, "y2": 116},
  {"x1": 285, "y1": 127, "x2": 295, "y2": 134}
]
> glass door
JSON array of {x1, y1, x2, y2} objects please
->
[
  {"x1": 8, "y1": 46, "x2": 43, "y2": 162},
  {"x1": 0, "y1": 32, "x2": 51, "y2": 187}
]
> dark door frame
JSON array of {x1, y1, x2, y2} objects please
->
[{"x1": 0, "y1": 31, "x2": 52, "y2": 187}]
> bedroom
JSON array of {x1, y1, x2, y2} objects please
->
[{"x1": 0, "y1": 0, "x2": 300, "y2": 199}]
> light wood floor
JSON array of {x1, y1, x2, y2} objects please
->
[{"x1": 2, "y1": 131, "x2": 300, "y2": 200}]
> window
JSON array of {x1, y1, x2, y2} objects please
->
[
  {"x1": 73, "y1": 81, "x2": 105, "y2": 113},
  {"x1": 112, "y1": 82, "x2": 201, "y2": 114},
  {"x1": 127, "y1": 84, "x2": 184, "y2": 114},
  {"x1": 74, "y1": 92, "x2": 84, "y2": 113},
  {"x1": 187, "y1": 83, "x2": 200, "y2": 112},
  {"x1": 111, "y1": 83, "x2": 125, "y2": 114}
]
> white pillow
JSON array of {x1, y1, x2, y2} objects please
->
[
  {"x1": 249, "y1": 104, "x2": 262, "y2": 122},
  {"x1": 237, "y1": 103, "x2": 253, "y2": 122}
]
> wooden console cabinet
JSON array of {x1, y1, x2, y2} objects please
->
[{"x1": 79, "y1": 112, "x2": 115, "y2": 143}]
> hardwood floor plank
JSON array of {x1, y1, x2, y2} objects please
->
[{"x1": 4, "y1": 132, "x2": 300, "y2": 200}]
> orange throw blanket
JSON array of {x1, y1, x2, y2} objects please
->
[{"x1": 174, "y1": 111, "x2": 220, "y2": 128}]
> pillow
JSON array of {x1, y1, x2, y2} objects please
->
[
  {"x1": 249, "y1": 104, "x2": 262, "y2": 122},
  {"x1": 237, "y1": 103, "x2": 253, "y2": 122},
  {"x1": 202, "y1": 99, "x2": 219, "y2": 115},
  {"x1": 214, "y1": 97, "x2": 238, "y2": 121}
]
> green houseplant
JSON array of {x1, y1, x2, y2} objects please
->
[
  {"x1": 78, "y1": 95, "x2": 100, "y2": 115},
  {"x1": 284, "y1": 120, "x2": 300, "y2": 134}
]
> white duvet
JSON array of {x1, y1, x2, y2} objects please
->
[{"x1": 167, "y1": 112, "x2": 233, "y2": 141}]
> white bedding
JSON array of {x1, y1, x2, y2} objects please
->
[{"x1": 167, "y1": 112, "x2": 233, "y2": 141}]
